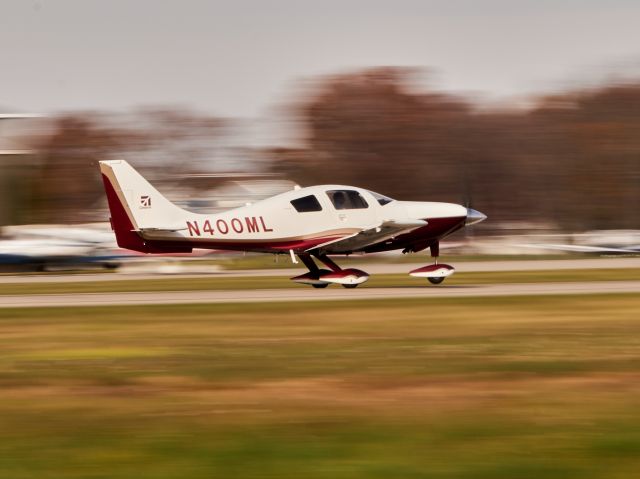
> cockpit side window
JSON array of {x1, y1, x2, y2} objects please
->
[
  {"x1": 326, "y1": 190, "x2": 369, "y2": 210},
  {"x1": 290, "y1": 195, "x2": 322, "y2": 212},
  {"x1": 368, "y1": 190, "x2": 395, "y2": 206}
]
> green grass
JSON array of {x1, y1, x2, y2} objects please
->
[
  {"x1": 1, "y1": 268, "x2": 639, "y2": 295},
  {"x1": 0, "y1": 295, "x2": 640, "y2": 478}
]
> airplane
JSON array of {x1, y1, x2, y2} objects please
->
[
  {"x1": 99, "y1": 160, "x2": 487, "y2": 287},
  {"x1": 0, "y1": 223, "x2": 226, "y2": 272},
  {"x1": 0, "y1": 225, "x2": 123, "y2": 271}
]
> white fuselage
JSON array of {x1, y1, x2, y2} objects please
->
[{"x1": 140, "y1": 185, "x2": 468, "y2": 252}]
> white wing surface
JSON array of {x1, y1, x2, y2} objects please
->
[{"x1": 308, "y1": 219, "x2": 427, "y2": 254}]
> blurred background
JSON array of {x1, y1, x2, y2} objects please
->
[{"x1": 2, "y1": 3, "x2": 640, "y2": 479}]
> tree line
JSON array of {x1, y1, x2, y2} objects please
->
[{"x1": 270, "y1": 68, "x2": 640, "y2": 231}]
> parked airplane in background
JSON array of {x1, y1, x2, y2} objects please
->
[
  {"x1": 0, "y1": 225, "x2": 123, "y2": 271},
  {"x1": 99, "y1": 160, "x2": 486, "y2": 287},
  {"x1": 0, "y1": 224, "x2": 220, "y2": 272},
  {"x1": 515, "y1": 230, "x2": 640, "y2": 255}
]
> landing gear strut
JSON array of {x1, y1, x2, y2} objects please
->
[
  {"x1": 408, "y1": 241, "x2": 455, "y2": 285},
  {"x1": 290, "y1": 253, "x2": 369, "y2": 288}
]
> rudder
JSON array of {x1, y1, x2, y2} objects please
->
[{"x1": 99, "y1": 160, "x2": 190, "y2": 253}]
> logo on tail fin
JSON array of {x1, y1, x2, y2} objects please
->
[{"x1": 140, "y1": 195, "x2": 151, "y2": 208}]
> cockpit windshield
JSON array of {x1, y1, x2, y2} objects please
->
[{"x1": 368, "y1": 190, "x2": 395, "y2": 206}]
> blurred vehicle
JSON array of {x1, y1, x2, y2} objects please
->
[
  {"x1": 514, "y1": 230, "x2": 640, "y2": 255},
  {"x1": 0, "y1": 224, "x2": 225, "y2": 273},
  {"x1": 0, "y1": 224, "x2": 123, "y2": 271},
  {"x1": 99, "y1": 160, "x2": 486, "y2": 287}
]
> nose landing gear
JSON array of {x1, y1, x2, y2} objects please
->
[
  {"x1": 408, "y1": 241, "x2": 455, "y2": 285},
  {"x1": 409, "y1": 262, "x2": 455, "y2": 284}
]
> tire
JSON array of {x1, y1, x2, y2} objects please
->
[
  {"x1": 342, "y1": 284, "x2": 359, "y2": 289},
  {"x1": 428, "y1": 277, "x2": 445, "y2": 285},
  {"x1": 312, "y1": 283, "x2": 329, "y2": 289}
]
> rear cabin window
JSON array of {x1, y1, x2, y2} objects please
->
[
  {"x1": 290, "y1": 195, "x2": 322, "y2": 212},
  {"x1": 326, "y1": 190, "x2": 369, "y2": 210}
]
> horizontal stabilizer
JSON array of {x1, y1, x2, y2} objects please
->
[
  {"x1": 137, "y1": 227, "x2": 187, "y2": 233},
  {"x1": 135, "y1": 227, "x2": 188, "y2": 241}
]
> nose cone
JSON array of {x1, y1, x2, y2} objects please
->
[{"x1": 465, "y1": 208, "x2": 487, "y2": 226}]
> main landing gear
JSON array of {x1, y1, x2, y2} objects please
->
[
  {"x1": 408, "y1": 241, "x2": 455, "y2": 285},
  {"x1": 290, "y1": 253, "x2": 369, "y2": 289},
  {"x1": 291, "y1": 241, "x2": 455, "y2": 288}
]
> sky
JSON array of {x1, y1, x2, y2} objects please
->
[{"x1": 2, "y1": 0, "x2": 640, "y2": 119}]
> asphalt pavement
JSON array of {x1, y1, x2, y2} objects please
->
[{"x1": 2, "y1": 280, "x2": 639, "y2": 308}]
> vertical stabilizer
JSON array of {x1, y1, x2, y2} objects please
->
[{"x1": 99, "y1": 160, "x2": 190, "y2": 252}]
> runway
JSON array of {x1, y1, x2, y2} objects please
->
[{"x1": 2, "y1": 280, "x2": 639, "y2": 308}]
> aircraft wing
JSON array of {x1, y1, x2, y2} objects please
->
[{"x1": 308, "y1": 219, "x2": 427, "y2": 254}]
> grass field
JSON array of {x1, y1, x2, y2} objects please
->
[
  {"x1": 1, "y1": 294, "x2": 639, "y2": 478},
  {"x1": 1, "y1": 268, "x2": 640, "y2": 296}
]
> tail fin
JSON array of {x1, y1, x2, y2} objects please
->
[{"x1": 99, "y1": 160, "x2": 189, "y2": 252}]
